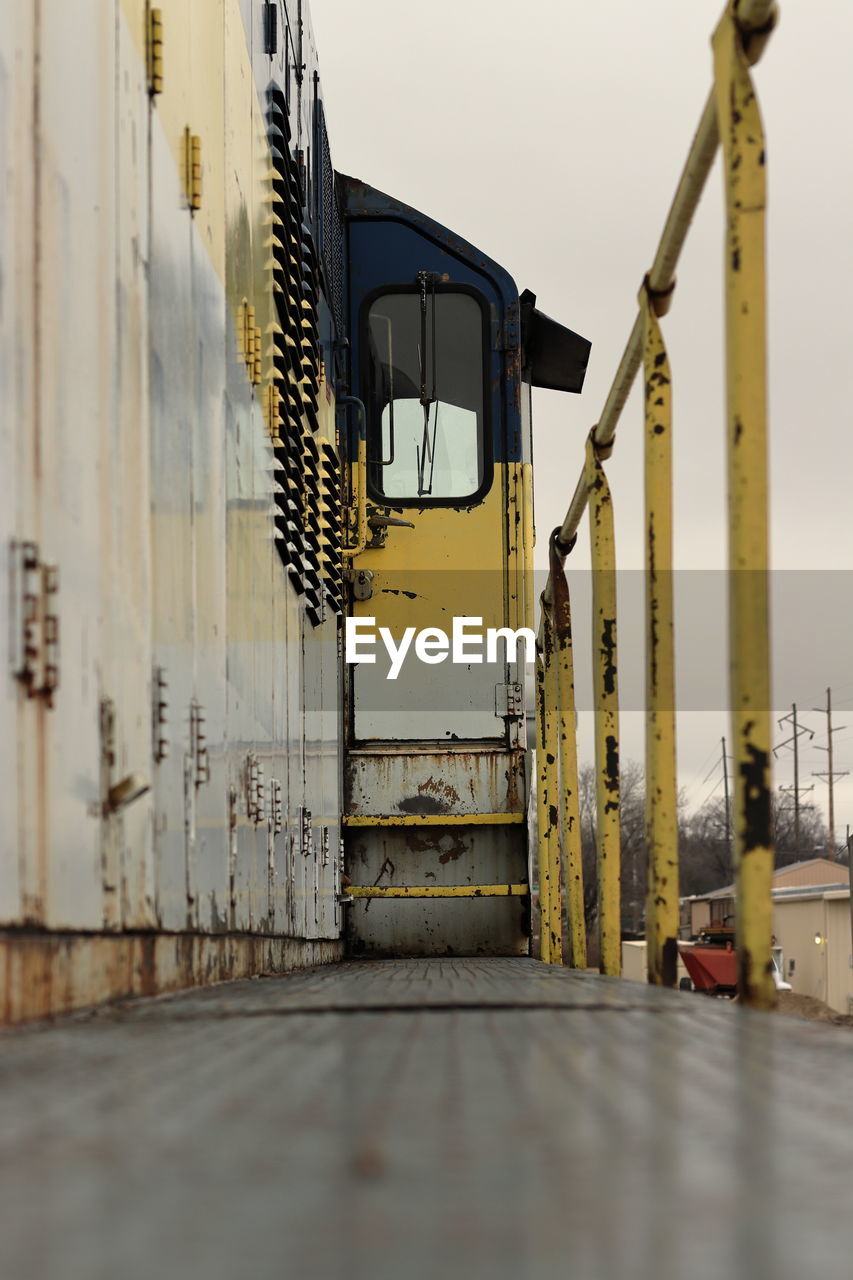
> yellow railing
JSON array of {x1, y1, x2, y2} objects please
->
[{"x1": 536, "y1": 0, "x2": 778, "y2": 1009}]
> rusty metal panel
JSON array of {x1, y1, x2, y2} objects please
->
[
  {"x1": 346, "y1": 748, "x2": 526, "y2": 818},
  {"x1": 345, "y1": 825, "x2": 528, "y2": 956}
]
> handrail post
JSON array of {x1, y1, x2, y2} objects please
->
[
  {"x1": 640, "y1": 280, "x2": 679, "y2": 986},
  {"x1": 548, "y1": 530, "x2": 587, "y2": 969},
  {"x1": 713, "y1": 4, "x2": 775, "y2": 1009},
  {"x1": 535, "y1": 621, "x2": 561, "y2": 963},
  {"x1": 586, "y1": 435, "x2": 621, "y2": 976}
]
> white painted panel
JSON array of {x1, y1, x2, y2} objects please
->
[
  {"x1": 38, "y1": 0, "x2": 115, "y2": 927},
  {"x1": 115, "y1": 7, "x2": 155, "y2": 927},
  {"x1": 0, "y1": 3, "x2": 37, "y2": 923},
  {"x1": 148, "y1": 115, "x2": 195, "y2": 931},
  {"x1": 191, "y1": 233, "x2": 229, "y2": 932}
]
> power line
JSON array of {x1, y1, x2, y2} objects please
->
[
  {"x1": 812, "y1": 687, "x2": 849, "y2": 860},
  {"x1": 774, "y1": 703, "x2": 814, "y2": 860}
]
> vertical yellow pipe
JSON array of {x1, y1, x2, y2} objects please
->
[
  {"x1": 543, "y1": 625, "x2": 563, "y2": 964},
  {"x1": 549, "y1": 531, "x2": 587, "y2": 969},
  {"x1": 585, "y1": 435, "x2": 621, "y2": 976},
  {"x1": 713, "y1": 6, "x2": 775, "y2": 1010},
  {"x1": 640, "y1": 283, "x2": 679, "y2": 986},
  {"x1": 535, "y1": 639, "x2": 557, "y2": 962}
]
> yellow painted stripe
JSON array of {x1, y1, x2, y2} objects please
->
[
  {"x1": 343, "y1": 813, "x2": 525, "y2": 827},
  {"x1": 347, "y1": 884, "x2": 529, "y2": 898}
]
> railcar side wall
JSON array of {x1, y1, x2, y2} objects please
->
[{"x1": 0, "y1": 0, "x2": 345, "y2": 1021}]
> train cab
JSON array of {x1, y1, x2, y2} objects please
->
[{"x1": 338, "y1": 177, "x2": 591, "y2": 956}]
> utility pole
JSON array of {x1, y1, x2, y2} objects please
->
[
  {"x1": 721, "y1": 737, "x2": 732, "y2": 869},
  {"x1": 775, "y1": 704, "x2": 814, "y2": 861},
  {"x1": 847, "y1": 826, "x2": 852, "y2": 971},
  {"x1": 812, "y1": 688, "x2": 848, "y2": 860}
]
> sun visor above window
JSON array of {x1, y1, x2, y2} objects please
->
[{"x1": 520, "y1": 289, "x2": 591, "y2": 394}]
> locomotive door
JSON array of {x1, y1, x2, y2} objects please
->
[
  {"x1": 340, "y1": 179, "x2": 533, "y2": 957},
  {"x1": 345, "y1": 190, "x2": 523, "y2": 749},
  {"x1": 340, "y1": 179, "x2": 588, "y2": 956}
]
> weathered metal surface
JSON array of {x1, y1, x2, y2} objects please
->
[
  {"x1": 346, "y1": 749, "x2": 527, "y2": 818},
  {"x1": 548, "y1": 530, "x2": 586, "y2": 969},
  {"x1": 347, "y1": 884, "x2": 528, "y2": 898},
  {"x1": 344, "y1": 812, "x2": 524, "y2": 827},
  {"x1": 0, "y1": 930, "x2": 342, "y2": 1026},
  {"x1": 586, "y1": 437, "x2": 621, "y2": 976},
  {"x1": 713, "y1": 2, "x2": 775, "y2": 1010},
  {"x1": 345, "y1": 827, "x2": 528, "y2": 956},
  {"x1": 0, "y1": 2, "x2": 36, "y2": 926},
  {"x1": 2, "y1": 958, "x2": 853, "y2": 1279},
  {"x1": 0, "y1": 0, "x2": 344, "y2": 1018},
  {"x1": 640, "y1": 285, "x2": 679, "y2": 986},
  {"x1": 535, "y1": 623, "x2": 560, "y2": 963}
]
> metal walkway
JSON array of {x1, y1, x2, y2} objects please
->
[{"x1": 2, "y1": 958, "x2": 853, "y2": 1280}]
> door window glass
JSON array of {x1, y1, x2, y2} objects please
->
[{"x1": 365, "y1": 289, "x2": 487, "y2": 503}]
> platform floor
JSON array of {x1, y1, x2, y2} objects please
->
[{"x1": 2, "y1": 957, "x2": 853, "y2": 1280}]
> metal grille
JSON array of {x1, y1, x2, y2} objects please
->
[{"x1": 316, "y1": 101, "x2": 346, "y2": 339}]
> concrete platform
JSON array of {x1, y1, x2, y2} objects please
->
[{"x1": 2, "y1": 958, "x2": 853, "y2": 1280}]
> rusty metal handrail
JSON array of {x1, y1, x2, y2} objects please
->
[
  {"x1": 536, "y1": 0, "x2": 779, "y2": 1008},
  {"x1": 542, "y1": 0, "x2": 778, "y2": 606}
]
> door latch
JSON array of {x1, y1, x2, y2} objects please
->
[{"x1": 345, "y1": 567, "x2": 374, "y2": 601}]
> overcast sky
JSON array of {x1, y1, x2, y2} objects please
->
[{"x1": 312, "y1": 0, "x2": 853, "y2": 841}]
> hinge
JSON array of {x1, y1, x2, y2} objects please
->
[
  {"x1": 42, "y1": 564, "x2": 59, "y2": 699},
  {"x1": 264, "y1": 382, "x2": 282, "y2": 437},
  {"x1": 495, "y1": 682, "x2": 524, "y2": 719},
  {"x1": 152, "y1": 665, "x2": 169, "y2": 761},
  {"x1": 263, "y1": 1, "x2": 278, "y2": 55},
  {"x1": 190, "y1": 700, "x2": 210, "y2": 787},
  {"x1": 298, "y1": 806, "x2": 313, "y2": 859},
  {"x1": 247, "y1": 753, "x2": 266, "y2": 825},
  {"x1": 238, "y1": 301, "x2": 261, "y2": 385},
  {"x1": 271, "y1": 778, "x2": 283, "y2": 835},
  {"x1": 253, "y1": 325, "x2": 262, "y2": 385},
  {"x1": 183, "y1": 127, "x2": 202, "y2": 212},
  {"x1": 146, "y1": 6, "x2": 164, "y2": 96},
  {"x1": 10, "y1": 539, "x2": 60, "y2": 705}
]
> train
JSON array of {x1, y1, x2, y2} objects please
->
[{"x1": 0, "y1": 0, "x2": 589, "y2": 1021}]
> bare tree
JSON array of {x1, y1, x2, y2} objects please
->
[
  {"x1": 578, "y1": 760, "x2": 647, "y2": 941},
  {"x1": 679, "y1": 790, "x2": 829, "y2": 897}
]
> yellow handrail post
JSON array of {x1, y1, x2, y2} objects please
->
[
  {"x1": 549, "y1": 530, "x2": 587, "y2": 969},
  {"x1": 713, "y1": 3, "x2": 776, "y2": 1010},
  {"x1": 640, "y1": 279, "x2": 680, "y2": 986},
  {"x1": 585, "y1": 435, "x2": 621, "y2": 976},
  {"x1": 535, "y1": 622, "x2": 561, "y2": 963}
]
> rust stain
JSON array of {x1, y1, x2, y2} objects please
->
[{"x1": 418, "y1": 776, "x2": 460, "y2": 806}]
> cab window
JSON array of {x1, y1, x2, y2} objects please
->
[{"x1": 364, "y1": 288, "x2": 488, "y2": 504}]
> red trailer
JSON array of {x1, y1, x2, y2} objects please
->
[{"x1": 679, "y1": 925, "x2": 738, "y2": 996}]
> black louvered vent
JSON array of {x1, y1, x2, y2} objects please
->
[
  {"x1": 315, "y1": 100, "x2": 346, "y2": 341},
  {"x1": 265, "y1": 84, "x2": 339, "y2": 628},
  {"x1": 319, "y1": 440, "x2": 344, "y2": 615}
]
